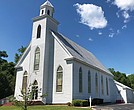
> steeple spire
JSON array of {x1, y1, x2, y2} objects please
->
[{"x1": 41, "y1": 0, "x2": 54, "y2": 8}]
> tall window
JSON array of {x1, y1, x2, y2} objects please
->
[
  {"x1": 56, "y1": 66, "x2": 63, "y2": 92},
  {"x1": 34, "y1": 47, "x2": 40, "y2": 70},
  {"x1": 32, "y1": 80, "x2": 38, "y2": 100},
  {"x1": 37, "y1": 25, "x2": 41, "y2": 38},
  {"x1": 88, "y1": 70, "x2": 91, "y2": 93},
  {"x1": 101, "y1": 75, "x2": 104, "y2": 95},
  {"x1": 95, "y1": 73, "x2": 98, "y2": 95},
  {"x1": 79, "y1": 67, "x2": 82, "y2": 93},
  {"x1": 22, "y1": 71, "x2": 28, "y2": 93},
  {"x1": 106, "y1": 78, "x2": 109, "y2": 95}
]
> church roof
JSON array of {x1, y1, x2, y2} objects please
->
[
  {"x1": 114, "y1": 80, "x2": 133, "y2": 90},
  {"x1": 52, "y1": 31, "x2": 113, "y2": 76},
  {"x1": 41, "y1": 0, "x2": 54, "y2": 8}
]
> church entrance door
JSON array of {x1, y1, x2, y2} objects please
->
[{"x1": 32, "y1": 80, "x2": 38, "y2": 100}]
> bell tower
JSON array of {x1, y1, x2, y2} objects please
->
[
  {"x1": 29, "y1": 0, "x2": 59, "y2": 103},
  {"x1": 40, "y1": 0, "x2": 54, "y2": 17}
]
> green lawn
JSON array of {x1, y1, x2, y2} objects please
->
[{"x1": 0, "y1": 105, "x2": 92, "y2": 110}]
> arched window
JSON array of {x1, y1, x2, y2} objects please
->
[
  {"x1": 41, "y1": 10, "x2": 44, "y2": 15},
  {"x1": 79, "y1": 67, "x2": 82, "y2": 93},
  {"x1": 101, "y1": 75, "x2": 104, "y2": 95},
  {"x1": 47, "y1": 10, "x2": 50, "y2": 15},
  {"x1": 95, "y1": 73, "x2": 98, "y2": 95},
  {"x1": 32, "y1": 80, "x2": 38, "y2": 100},
  {"x1": 106, "y1": 78, "x2": 109, "y2": 95},
  {"x1": 88, "y1": 70, "x2": 91, "y2": 93},
  {"x1": 56, "y1": 66, "x2": 63, "y2": 92},
  {"x1": 37, "y1": 25, "x2": 41, "y2": 38},
  {"x1": 22, "y1": 71, "x2": 28, "y2": 93},
  {"x1": 34, "y1": 47, "x2": 40, "y2": 70}
]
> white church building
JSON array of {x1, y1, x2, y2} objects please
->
[{"x1": 14, "y1": 1, "x2": 134, "y2": 104}]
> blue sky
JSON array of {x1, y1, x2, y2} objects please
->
[{"x1": 0, "y1": 0, "x2": 134, "y2": 74}]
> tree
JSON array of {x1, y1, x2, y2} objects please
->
[
  {"x1": 0, "y1": 50, "x2": 16, "y2": 99},
  {"x1": 0, "y1": 47, "x2": 27, "y2": 99},
  {"x1": 12, "y1": 84, "x2": 47, "y2": 110},
  {"x1": 0, "y1": 51, "x2": 8, "y2": 64},
  {"x1": 0, "y1": 51, "x2": 8, "y2": 58},
  {"x1": 15, "y1": 46, "x2": 27, "y2": 63},
  {"x1": 109, "y1": 68, "x2": 132, "y2": 89},
  {"x1": 128, "y1": 74, "x2": 134, "y2": 89}
]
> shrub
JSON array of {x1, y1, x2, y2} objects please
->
[
  {"x1": 80, "y1": 100, "x2": 88, "y2": 106},
  {"x1": 12, "y1": 100, "x2": 24, "y2": 107},
  {"x1": 72, "y1": 99, "x2": 88, "y2": 107},
  {"x1": 72, "y1": 100, "x2": 81, "y2": 106}
]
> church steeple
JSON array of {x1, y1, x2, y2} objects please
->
[{"x1": 40, "y1": 0, "x2": 54, "y2": 17}]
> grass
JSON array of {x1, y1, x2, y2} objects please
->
[{"x1": 0, "y1": 105, "x2": 92, "y2": 110}]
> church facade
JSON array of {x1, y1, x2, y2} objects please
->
[{"x1": 14, "y1": 1, "x2": 134, "y2": 104}]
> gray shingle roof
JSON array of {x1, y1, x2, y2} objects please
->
[{"x1": 52, "y1": 31, "x2": 113, "y2": 76}]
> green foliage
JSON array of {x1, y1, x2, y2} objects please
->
[
  {"x1": 40, "y1": 93, "x2": 48, "y2": 98},
  {"x1": 13, "y1": 86, "x2": 33, "y2": 110},
  {"x1": 0, "y1": 51, "x2": 8, "y2": 58},
  {"x1": 13, "y1": 100, "x2": 25, "y2": 108},
  {"x1": 109, "y1": 68, "x2": 134, "y2": 89},
  {"x1": 128, "y1": 74, "x2": 134, "y2": 89},
  {"x1": 72, "y1": 100, "x2": 88, "y2": 107},
  {"x1": 14, "y1": 46, "x2": 27, "y2": 63},
  {"x1": 80, "y1": 100, "x2": 88, "y2": 106},
  {"x1": 0, "y1": 51, "x2": 8, "y2": 64},
  {"x1": 0, "y1": 105, "x2": 92, "y2": 110},
  {"x1": 12, "y1": 84, "x2": 47, "y2": 110},
  {"x1": 0, "y1": 47, "x2": 26, "y2": 99},
  {"x1": 72, "y1": 100, "x2": 81, "y2": 106},
  {"x1": 0, "y1": 50, "x2": 16, "y2": 99}
]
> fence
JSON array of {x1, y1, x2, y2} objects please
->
[{"x1": 0, "y1": 98, "x2": 9, "y2": 105}]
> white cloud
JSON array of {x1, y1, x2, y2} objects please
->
[
  {"x1": 74, "y1": 3, "x2": 107, "y2": 29},
  {"x1": 109, "y1": 28, "x2": 113, "y2": 31},
  {"x1": 106, "y1": 0, "x2": 111, "y2": 3},
  {"x1": 98, "y1": 31, "x2": 102, "y2": 35},
  {"x1": 108, "y1": 28, "x2": 115, "y2": 37},
  {"x1": 114, "y1": 0, "x2": 134, "y2": 11},
  {"x1": 76, "y1": 35, "x2": 80, "y2": 38},
  {"x1": 113, "y1": 0, "x2": 134, "y2": 23},
  {"x1": 108, "y1": 28, "x2": 120, "y2": 37},
  {"x1": 109, "y1": 33, "x2": 115, "y2": 38},
  {"x1": 88, "y1": 37, "x2": 93, "y2": 41},
  {"x1": 122, "y1": 25, "x2": 127, "y2": 29},
  {"x1": 122, "y1": 11, "x2": 130, "y2": 23},
  {"x1": 116, "y1": 11, "x2": 120, "y2": 18},
  {"x1": 122, "y1": 11, "x2": 130, "y2": 19},
  {"x1": 124, "y1": 19, "x2": 130, "y2": 23},
  {"x1": 116, "y1": 10, "x2": 130, "y2": 22},
  {"x1": 116, "y1": 29, "x2": 120, "y2": 35}
]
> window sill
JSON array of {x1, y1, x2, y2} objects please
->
[{"x1": 55, "y1": 92, "x2": 63, "y2": 94}]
